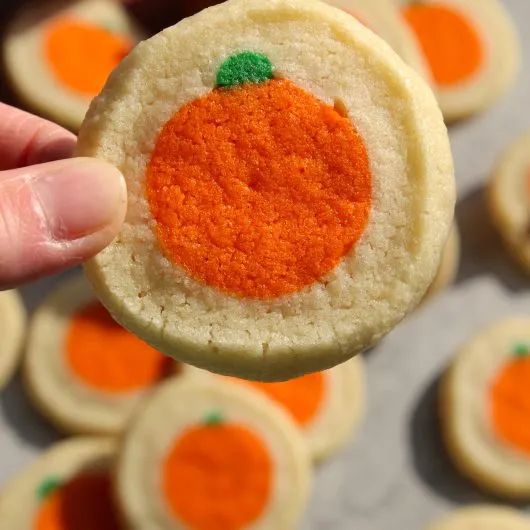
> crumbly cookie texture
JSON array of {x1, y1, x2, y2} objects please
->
[
  {"x1": 0, "y1": 437, "x2": 117, "y2": 529},
  {"x1": 489, "y1": 132, "x2": 530, "y2": 273},
  {"x1": 441, "y1": 318, "x2": 530, "y2": 499},
  {"x1": 116, "y1": 377, "x2": 311, "y2": 530},
  {"x1": 78, "y1": 0, "x2": 454, "y2": 381},
  {"x1": 24, "y1": 275, "x2": 175, "y2": 434},
  {"x1": 0, "y1": 290, "x2": 26, "y2": 390},
  {"x1": 397, "y1": 0, "x2": 520, "y2": 121},
  {"x1": 3, "y1": 0, "x2": 143, "y2": 131},
  {"x1": 426, "y1": 505, "x2": 530, "y2": 530}
]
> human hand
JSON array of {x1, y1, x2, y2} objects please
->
[{"x1": 0, "y1": 103, "x2": 126, "y2": 289}]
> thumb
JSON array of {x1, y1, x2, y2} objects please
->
[{"x1": 0, "y1": 157, "x2": 126, "y2": 288}]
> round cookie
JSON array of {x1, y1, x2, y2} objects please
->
[
  {"x1": 116, "y1": 377, "x2": 311, "y2": 530},
  {"x1": 441, "y1": 318, "x2": 530, "y2": 499},
  {"x1": 399, "y1": 0, "x2": 520, "y2": 121},
  {"x1": 3, "y1": 0, "x2": 143, "y2": 130},
  {"x1": 426, "y1": 506, "x2": 530, "y2": 530},
  {"x1": 0, "y1": 437, "x2": 122, "y2": 530},
  {"x1": 78, "y1": 0, "x2": 455, "y2": 381},
  {"x1": 489, "y1": 132, "x2": 530, "y2": 273},
  {"x1": 424, "y1": 223, "x2": 460, "y2": 301},
  {"x1": 187, "y1": 356, "x2": 365, "y2": 461},
  {"x1": 325, "y1": 0, "x2": 430, "y2": 78},
  {"x1": 25, "y1": 275, "x2": 176, "y2": 434},
  {"x1": 0, "y1": 290, "x2": 26, "y2": 390}
]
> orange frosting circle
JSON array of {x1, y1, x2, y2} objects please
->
[
  {"x1": 402, "y1": 4, "x2": 483, "y2": 86},
  {"x1": 34, "y1": 473, "x2": 121, "y2": 530},
  {"x1": 146, "y1": 78, "x2": 372, "y2": 299},
  {"x1": 490, "y1": 356, "x2": 530, "y2": 456},
  {"x1": 44, "y1": 18, "x2": 132, "y2": 96},
  {"x1": 66, "y1": 301, "x2": 173, "y2": 393},
  {"x1": 163, "y1": 422, "x2": 272, "y2": 530}
]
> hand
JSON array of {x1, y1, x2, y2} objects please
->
[{"x1": 0, "y1": 103, "x2": 126, "y2": 289}]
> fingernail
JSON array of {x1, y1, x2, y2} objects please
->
[{"x1": 33, "y1": 158, "x2": 126, "y2": 241}]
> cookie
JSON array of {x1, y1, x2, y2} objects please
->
[
  {"x1": 325, "y1": 0, "x2": 429, "y2": 78},
  {"x1": 424, "y1": 223, "x2": 460, "y2": 301},
  {"x1": 116, "y1": 377, "x2": 311, "y2": 530},
  {"x1": 0, "y1": 290, "x2": 26, "y2": 390},
  {"x1": 426, "y1": 506, "x2": 530, "y2": 530},
  {"x1": 399, "y1": 0, "x2": 520, "y2": 121},
  {"x1": 489, "y1": 132, "x2": 530, "y2": 273},
  {"x1": 187, "y1": 356, "x2": 364, "y2": 461},
  {"x1": 78, "y1": 0, "x2": 454, "y2": 381},
  {"x1": 3, "y1": 0, "x2": 143, "y2": 130},
  {"x1": 441, "y1": 318, "x2": 530, "y2": 498},
  {"x1": 0, "y1": 437, "x2": 122, "y2": 530},
  {"x1": 25, "y1": 275, "x2": 176, "y2": 434}
]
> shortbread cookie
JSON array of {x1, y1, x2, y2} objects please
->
[
  {"x1": 326, "y1": 0, "x2": 429, "y2": 78},
  {"x1": 399, "y1": 0, "x2": 520, "y2": 121},
  {"x1": 424, "y1": 223, "x2": 460, "y2": 300},
  {"x1": 489, "y1": 132, "x2": 530, "y2": 273},
  {"x1": 0, "y1": 290, "x2": 26, "y2": 390},
  {"x1": 188, "y1": 356, "x2": 365, "y2": 461},
  {"x1": 441, "y1": 319, "x2": 530, "y2": 498},
  {"x1": 0, "y1": 437, "x2": 122, "y2": 530},
  {"x1": 3, "y1": 0, "x2": 143, "y2": 130},
  {"x1": 78, "y1": 0, "x2": 454, "y2": 381},
  {"x1": 25, "y1": 276, "x2": 175, "y2": 434},
  {"x1": 116, "y1": 377, "x2": 311, "y2": 530},
  {"x1": 427, "y1": 506, "x2": 530, "y2": 530}
]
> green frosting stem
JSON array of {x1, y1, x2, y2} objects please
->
[
  {"x1": 36, "y1": 476, "x2": 62, "y2": 500},
  {"x1": 203, "y1": 410, "x2": 224, "y2": 426},
  {"x1": 216, "y1": 52, "x2": 274, "y2": 88}
]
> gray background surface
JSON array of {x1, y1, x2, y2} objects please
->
[{"x1": 1, "y1": 1, "x2": 530, "y2": 528}]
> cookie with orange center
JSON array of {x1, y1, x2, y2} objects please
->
[
  {"x1": 399, "y1": 0, "x2": 520, "y2": 121},
  {"x1": 116, "y1": 377, "x2": 311, "y2": 530},
  {"x1": 78, "y1": 0, "x2": 454, "y2": 382},
  {"x1": 441, "y1": 318, "x2": 530, "y2": 499},
  {"x1": 489, "y1": 132, "x2": 530, "y2": 274},
  {"x1": 0, "y1": 290, "x2": 26, "y2": 390},
  {"x1": 3, "y1": 0, "x2": 143, "y2": 130},
  {"x1": 426, "y1": 506, "x2": 530, "y2": 530},
  {"x1": 0, "y1": 437, "x2": 123, "y2": 530},
  {"x1": 186, "y1": 356, "x2": 365, "y2": 461},
  {"x1": 24, "y1": 276, "x2": 176, "y2": 434}
]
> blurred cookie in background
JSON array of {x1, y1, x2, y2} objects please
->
[
  {"x1": 441, "y1": 319, "x2": 530, "y2": 499},
  {"x1": 426, "y1": 505, "x2": 530, "y2": 530},
  {"x1": 3, "y1": 0, "x2": 144, "y2": 130},
  {"x1": 489, "y1": 131, "x2": 530, "y2": 274},
  {"x1": 24, "y1": 275, "x2": 176, "y2": 435},
  {"x1": 0, "y1": 290, "x2": 26, "y2": 390},
  {"x1": 398, "y1": 0, "x2": 520, "y2": 121},
  {"x1": 325, "y1": 0, "x2": 430, "y2": 78},
  {"x1": 117, "y1": 377, "x2": 311, "y2": 530},
  {"x1": 187, "y1": 356, "x2": 365, "y2": 462},
  {"x1": 0, "y1": 437, "x2": 123, "y2": 530}
]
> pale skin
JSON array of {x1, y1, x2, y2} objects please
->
[{"x1": 0, "y1": 0, "x2": 222, "y2": 290}]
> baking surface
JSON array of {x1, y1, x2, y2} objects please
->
[{"x1": 1, "y1": 0, "x2": 530, "y2": 528}]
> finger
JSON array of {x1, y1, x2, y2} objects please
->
[
  {"x1": 0, "y1": 103, "x2": 76, "y2": 171},
  {"x1": 0, "y1": 157, "x2": 126, "y2": 289}
]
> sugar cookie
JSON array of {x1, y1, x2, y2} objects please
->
[
  {"x1": 116, "y1": 377, "x2": 311, "y2": 530},
  {"x1": 424, "y1": 223, "x2": 460, "y2": 301},
  {"x1": 399, "y1": 0, "x2": 520, "y2": 121},
  {"x1": 25, "y1": 276, "x2": 176, "y2": 434},
  {"x1": 489, "y1": 132, "x2": 530, "y2": 273},
  {"x1": 78, "y1": 0, "x2": 454, "y2": 381},
  {"x1": 3, "y1": 0, "x2": 143, "y2": 130},
  {"x1": 441, "y1": 318, "x2": 530, "y2": 498},
  {"x1": 426, "y1": 505, "x2": 530, "y2": 530},
  {"x1": 325, "y1": 0, "x2": 429, "y2": 77},
  {"x1": 0, "y1": 290, "x2": 26, "y2": 390},
  {"x1": 0, "y1": 437, "x2": 122, "y2": 530}
]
